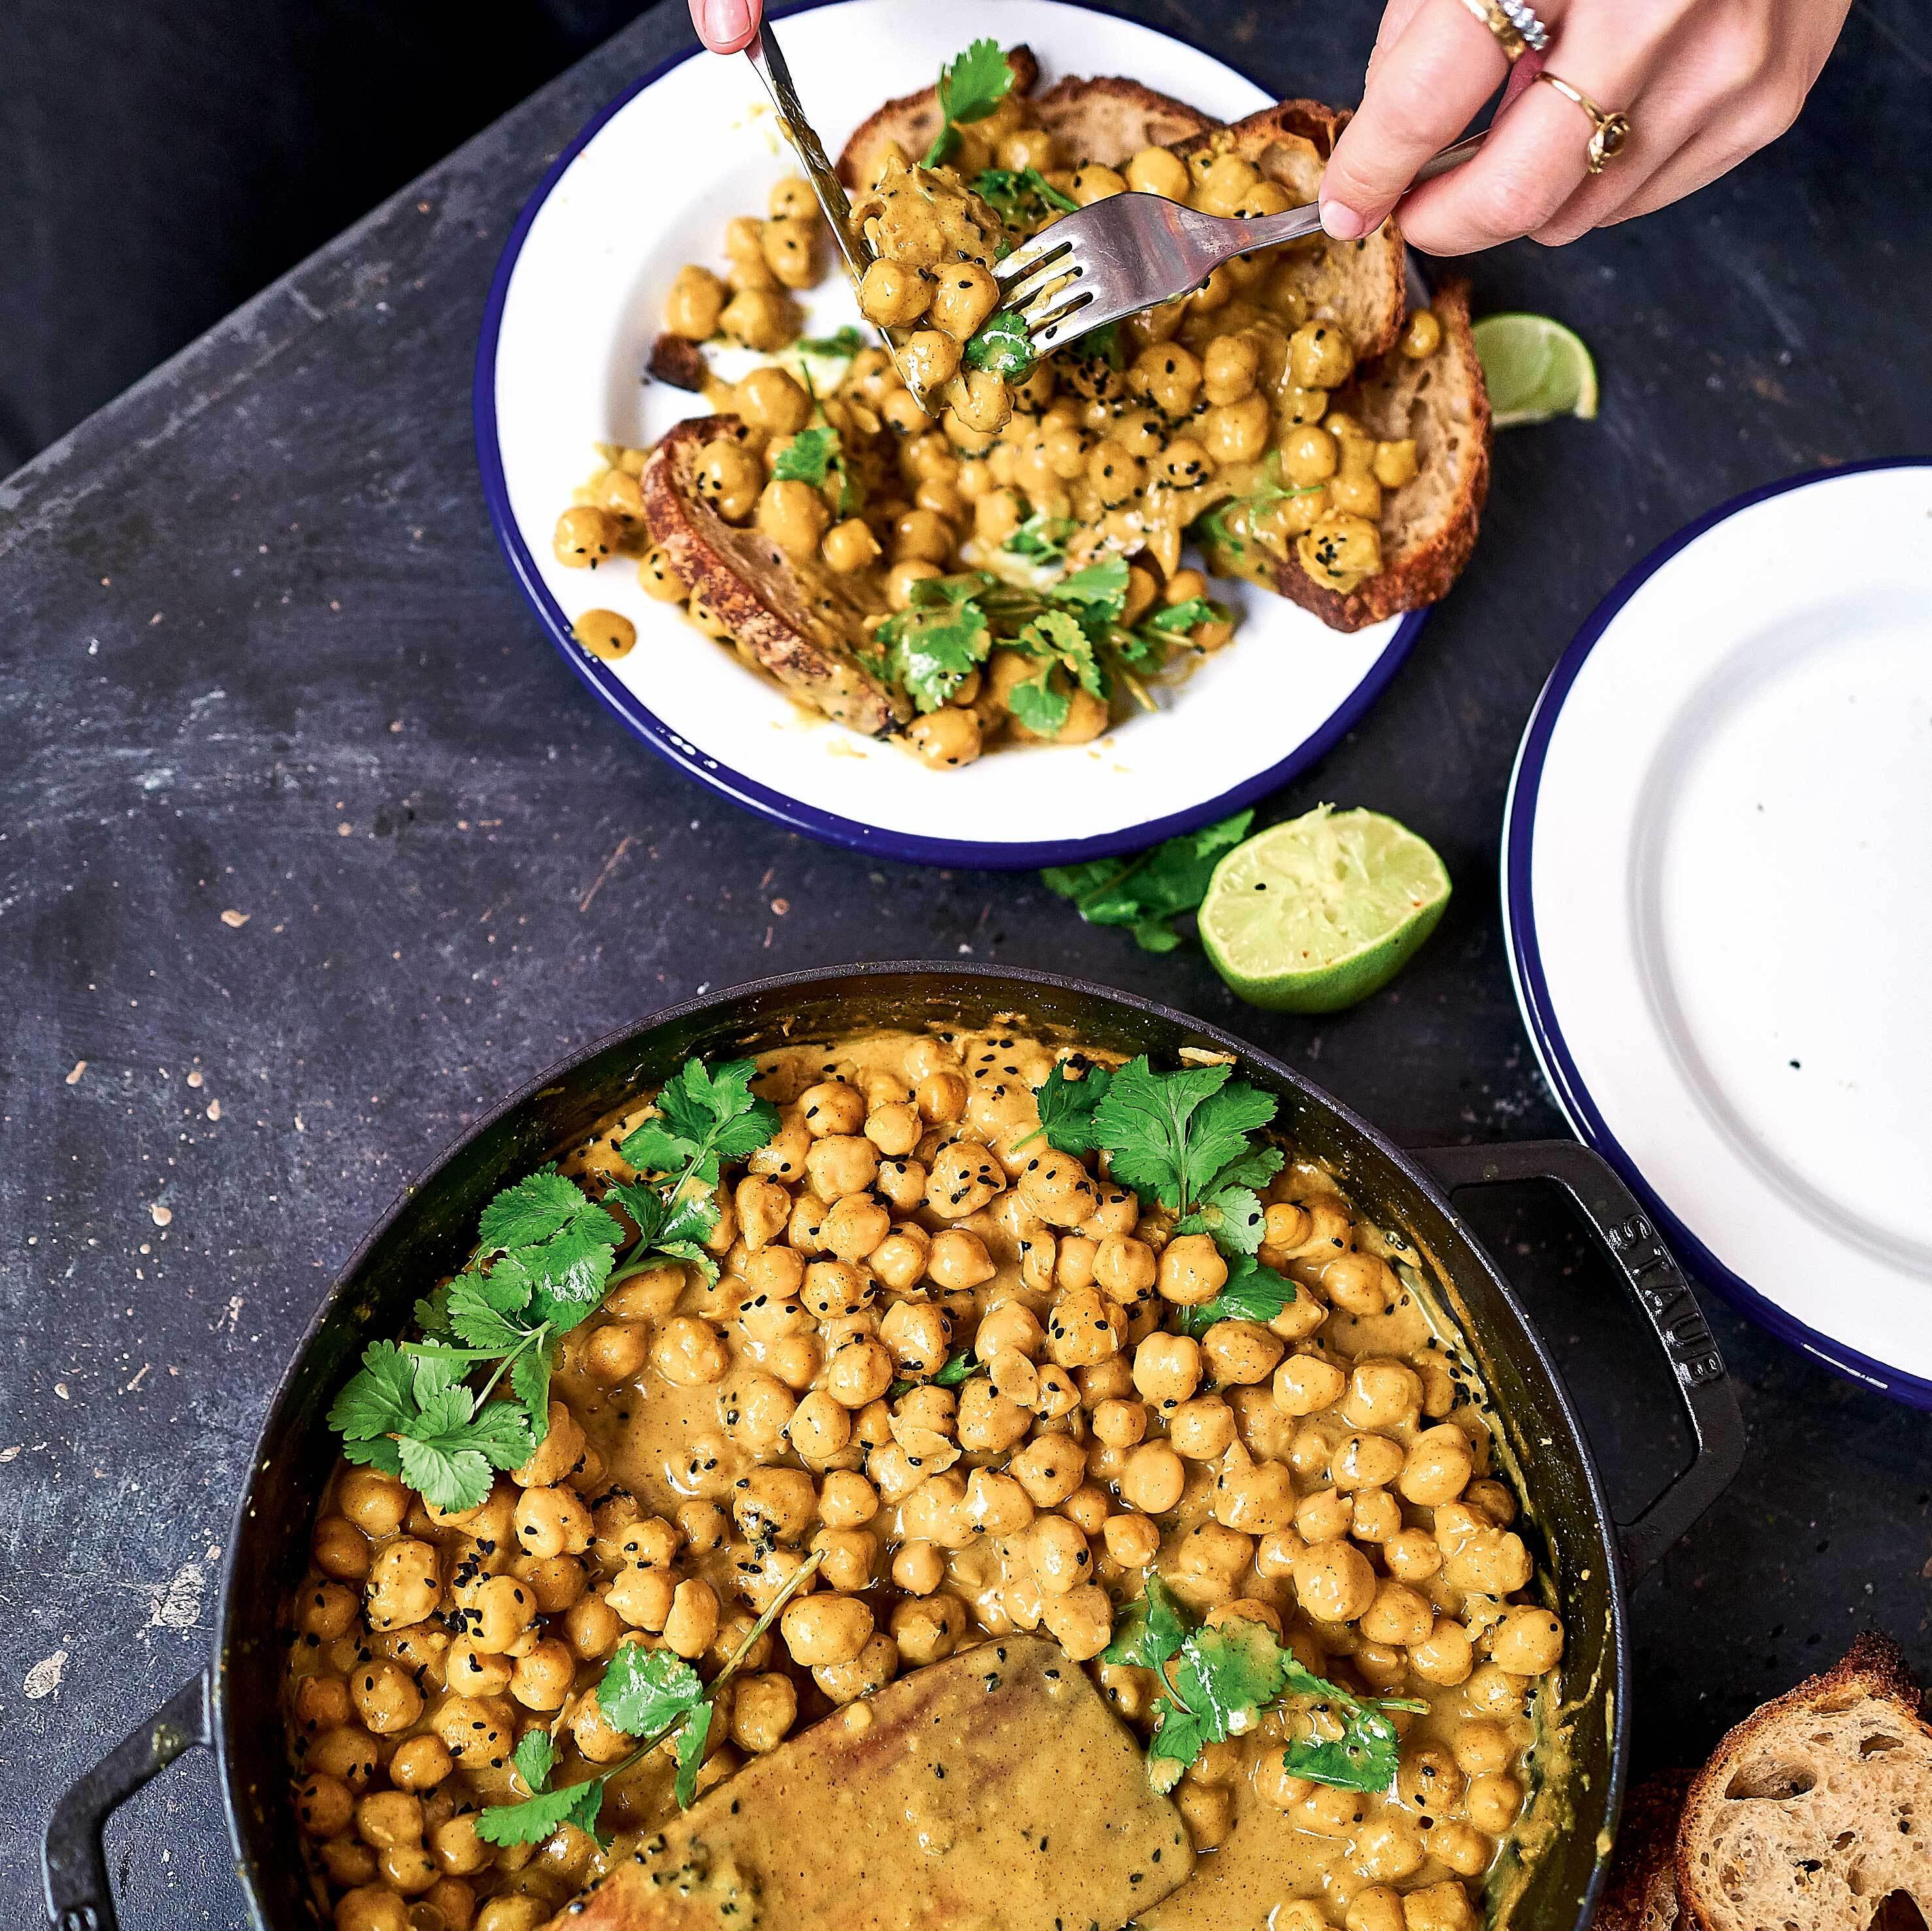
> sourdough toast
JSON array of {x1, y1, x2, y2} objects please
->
[
  {"x1": 640, "y1": 415, "x2": 906, "y2": 736},
  {"x1": 1675, "y1": 1633, "x2": 1932, "y2": 1931}
]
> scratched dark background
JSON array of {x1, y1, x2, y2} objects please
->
[{"x1": 3, "y1": 1, "x2": 1929, "y2": 1924}]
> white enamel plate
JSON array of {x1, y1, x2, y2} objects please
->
[
  {"x1": 1504, "y1": 461, "x2": 1932, "y2": 1406},
  {"x1": 476, "y1": 0, "x2": 1426, "y2": 868}
]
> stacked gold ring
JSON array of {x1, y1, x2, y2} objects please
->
[
  {"x1": 1459, "y1": 0, "x2": 1552, "y2": 61},
  {"x1": 1535, "y1": 71, "x2": 1633, "y2": 172}
]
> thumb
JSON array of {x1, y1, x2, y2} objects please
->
[{"x1": 689, "y1": 0, "x2": 760, "y2": 54}]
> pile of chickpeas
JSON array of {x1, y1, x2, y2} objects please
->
[
  {"x1": 548, "y1": 85, "x2": 1447, "y2": 770},
  {"x1": 286, "y1": 1030, "x2": 1564, "y2": 1931}
]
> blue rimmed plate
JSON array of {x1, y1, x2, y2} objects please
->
[
  {"x1": 1504, "y1": 460, "x2": 1932, "y2": 1406},
  {"x1": 474, "y1": 0, "x2": 1427, "y2": 869}
]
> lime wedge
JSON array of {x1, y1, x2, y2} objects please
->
[
  {"x1": 1472, "y1": 312, "x2": 1599, "y2": 429},
  {"x1": 1199, "y1": 806, "x2": 1451, "y2": 1013}
]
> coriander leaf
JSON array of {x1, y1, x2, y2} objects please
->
[
  {"x1": 795, "y1": 325, "x2": 865, "y2": 357},
  {"x1": 1090, "y1": 1057, "x2": 1237, "y2": 1211},
  {"x1": 525, "y1": 1216, "x2": 623, "y2": 1331},
  {"x1": 1102, "y1": 1572, "x2": 1191, "y2": 1672},
  {"x1": 1051, "y1": 554, "x2": 1129, "y2": 616},
  {"x1": 1177, "y1": 1183, "x2": 1269, "y2": 1258},
  {"x1": 446, "y1": 1276, "x2": 539, "y2": 1355},
  {"x1": 1007, "y1": 668, "x2": 1070, "y2": 736},
  {"x1": 1189, "y1": 451, "x2": 1324, "y2": 570},
  {"x1": 650, "y1": 1235, "x2": 721, "y2": 1286},
  {"x1": 973, "y1": 165, "x2": 1079, "y2": 224},
  {"x1": 620, "y1": 1056, "x2": 778, "y2": 1187},
  {"x1": 477, "y1": 1168, "x2": 589, "y2": 1254},
  {"x1": 884, "y1": 594, "x2": 991, "y2": 711},
  {"x1": 600, "y1": 1177, "x2": 668, "y2": 1248},
  {"x1": 1067, "y1": 321, "x2": 1124, "y2": 370},
  {"x1": 1002, "y1": 510, "x2": 1075, "y2": 562},
  {"x1": 396, "y1": 1436, "x2": 497, "y2": 1514},
  {"x1": 1172, "y1": 1252, "x2": 1296, "y2": 1337},
  {"x1": 933, "y1": 1349, "x2": 980, "y2": 1387},
  {"x1": 1277, "y1": 1662, "x2": 1426, "y2": 1795},
  {"x1": 772, "y1": 425, "x2": 839, "y2": 486},
  {"x1": 475, "y1": 1774, "x2": 608, "y2": 1848},
  {"x1": 597, "y1": 1645, "x2": 706, "y2": 1739},
  {"x1": 1040, "y1": 810, "x2": 1251, "y2": 951},
  {"x1": 1016, "y1": 1061, "x2": 1112, "y2": 1156},
  {"x1": 964, "y1": 308, "x2": 1036, "y2": 378},
  {"x1": 674, "y1": 1699, "x2": 714, "y2": 1809},
  {"x1": 1179, "y1": 1084, "x2": 1279, "y2": 1203},
  {"x1": 1208, "y1": 1144, "x2": 1286, "y2": 1193},
  {"x1": 412, "y1": 1282, "x2": 455, "y2": 1342},
  {"x1": 1148, "y1": 1618, "x2": 1296, "y2": 1790},
  {"x1": 1018, "y1": 607, "x2": 1106, "y2": 698},
  {"x1": 512, "y1": 1728, "x2": 556, "y2": 1795},
  {"x1": 510, "y1": 1339, "x2": 555, "y2": 1440},
  {"x1": 1145, "y1": 595, "x2": 1230, "y2": 635},
  {"x1": 340, "y1": 1433, "x2": 404, "y2": 1478},
  {"x1": 923, "y1": 39, "x2": 1015, "y2": 165},
  {"x1": 326, "y1": 1340, "x2": 418, "y2": 1445}
]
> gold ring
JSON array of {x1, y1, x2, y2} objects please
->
[
  {"x1": 1535, "y1": 70, "x2": 1632, "y2": 172},
  {"x1": 1456, "y1": 0, "x2": 1528, "y2": 62}
]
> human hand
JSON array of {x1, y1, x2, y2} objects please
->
[
  {"x1": 689, "y1": 0, "x2": 762, "y2": 55},
  {"x1": 1318, "y1": 0, "x2": 1852, "y2": 254}
]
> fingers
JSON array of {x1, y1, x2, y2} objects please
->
[
  {"x1": 1388, "y1": 1, "x2": 1660, "y2": 255},
  {"x1": 1365, "y1": 0, "x2": 1434, "y2": 89},
  {"x1": 689, "y1": 0, "x2": 759, "y2": 54},
  {"x1": 1319, "y1": 0, "x2": 1521, "y2": 238}
]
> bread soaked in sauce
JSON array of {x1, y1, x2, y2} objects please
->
[{"x1": 556, "y1": 1635, "x2": 1192, "y2": 1931}]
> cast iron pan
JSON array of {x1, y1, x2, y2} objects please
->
[{"x1": 42, "y1": 964, "x2": 1744, "y2": 1931}]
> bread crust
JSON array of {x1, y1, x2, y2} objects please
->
[
  {"x1": 1027, "y1": 73, "x2": 1214, "y2": 163},
  {"x1": 1262, "y1": 278, "x2": 1490, "y2": 634},
  {"x1": 1597, "y1": 1770, "x2": 1695, "y2": 1931},
  {"x1": 837, "y1": 44, "x2": 1043, "y2": 191},
  {"x1": 1675, "y1": 1632, "x2": 1931, "y2": 1931},
  {"x1": 640, "y1": 415, "x2": 907, "y2": 737},
  {"x1": 1172, "y1": 99, "x2": 1407, "y2": 361}
]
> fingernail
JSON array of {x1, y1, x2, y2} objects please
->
[
  {"x1": 1320, "y1": 200, "x2": 1369, "y2": 240},
  {"x1": 703, "y1": 0, "x2": 751, "y2": 47}
]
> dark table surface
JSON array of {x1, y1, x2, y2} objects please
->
[{"x1": 3, "y1": 2, "x2": 1929, "y2": 1923}]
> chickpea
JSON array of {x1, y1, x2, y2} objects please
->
[
  {"x1": 514, "y1": 1485, "x2": 593, "y2": 1562},
  {"x1": 1330, "y1": 470, "x2": 1383, "y2": 520},
  {"x1": 759, "y1": 215, "x2": 817, "y2": 288},
  {"x1": 1046, "y1": 1286, "x2": 1122, "y2": 1370},
  {"x1": 604, "y1": 1565, "x2": 674, "y2": 1632},
  {"x1": 365, "y1": 1540, "x2": 438, "y2": 1632},
  {"x1": 1489, "y1": 1605, "x2": 1565, "y2": 1676},
  {"x1": 1121, "y1": 1442, "x2": 1187, "y2": 1514},
  {"x1": 818, "y1": 1470, "x2": 878, "y2": 1530},
  {"x1": 1320, "y1": 1250, "x2": 1394, "y2": 1315},
  {"x1": 1097, "y1": 1511, "x2": 1158, "y2": 1570},
  {"x1": 1289, "y1": 320, "x2": 1355, "y2": 389},
  {"x1": 825, "y1": 1337, "x2": 895, "y2": 1408},
  {"x1": 1466, "y1": 1661, "x2": 1532, "y2": 1719},
  {"x1": 858, "y1": 257, "x2": 933, "y2": 327},
  {"x1": 1096, "y1": 1235, "x2": 1158, "y2": 1305},
  {"x1": 384, "y1": 1734, "x2": 453, "y2": 1796},
  {"x1": 312, "y1": 1516, "x2": 370, "y2": 1584},
  {"x1": 1017, "y1": 1149, "x2": 1099, "y2": 1229},
  {"x1": 1460, "y1": 1770, "x2": 1522, "y2": 1835},
  {"x1": 1133, "y1": 1333, "x2": 1202, "y2": 1410},
  {"x1": 1157, "y1": 1234, "x2": 1227, "y2": 1308},
  {"x1": 663, "y1": 263, "x2": 727, "y2": 339},
  {"x1": 294, "y1": 1676, "x2": 354, "y2": 1734},
  {"x1": 1126, "y1": 144, "x2": 1190, "y2": 198},
  {"x1": 1202, "y1": 1320, "x2": 1283, "y2": 1386},
  {"x1": 1445, "y1": 1525, "x2": 1533, "y2": 1597},
  {"x1": 1332, "y1": 1431, "x2": 1405, "y2": 1493},
  {"x1": 1401, "y1": 308, "x2": 1443, "y2": 359},
  {"x1": 924, "y1": 1227, "x2": 994, "y2": 1293},
  {"x1": 1039, "y1": 1580, "x2": 1113, "y2": 1659},
  {"x1": 1357, "y1": 1813, "x2": 1427, "y2": 1884},
  {"x1": 880, "y1": 1300, "x2": 951, "y2": 1380},
  {"x1": 1466, "y1": 1480, "x2": 1516, "y2": 1526},
  {"x1": 1009, "y1": 1435, "x2": 1088, "y2": 1508},
  {"x1": 295, "y1": 1772, "x2": 355, "y2": 1839},
  {"x1": 1129, "y1": 342, "x2": 1202, "y2": 415},
  {"x1": 1295, "y1": 1485, "x2": 1352, "y2": 1544},
  {"x1": 338, "y1": 1469, "x2": 411, "y2": 1538},
  {"x1": 654, "y1": 1315, "x2": 729, "y2": 1387},
  {"x1": 957, "y1": 1378, "x2": 1033, "y2": 1453},
  {"x1": 661, "y1": 1578, "x2": 721, "y2": 1661},
  {"x1": 891, "y1": 1538, "x2": 947, "y2": 1596},
  {"x1": 925, "y1": 1141, "x2": 1004, "y2": 1218},
  {"x1": 1156, "y1": 438, "x2": 1215, "y2": 489},
  {"x1": 1398, "y1": 1423, "x2": 1474, "y2": 1506},
  {"x1": 815, "y1": 1631, "x2": 898, "y2": 1704},
  {"x1": 1294, "y1": 1540, "x2": 1376, "y2": 1623},
  {"x1": 299, "y1": 1578, "x2": 361, "y2": 1642},
  {"x1": 820, "y1": 1194, "x2": 889, "y2": 1264},
  {"x1": 347, "y1": 1659, "x2": 422, "y2": 1736},
  {"x1": 1381, "y1": 1529, "x2": 1442, "y2": 1587},
  {"x1": 631, "y1": 544, "x2": 688, "y2": 606},
  {"x1": 869, "y1": 1226, "x2": 930, "y2": 1293},
  {"x1": 1203, "y1": 393, "x2": 1271, "y2": 466},
  {"x1": 1202, "y1": 332, "x2": 1260, "y2": 403},
  {"x1": 508, "y1": 1638, "x2": 575, "y2": 1710},
  {"x1": 719, "y1": 287, "x2": 794, "y2": 351},
  {"x1": 476, "y1": 1904, "x2": 549, "y2": 1931},
  {"x1": 692, "y1": 437, "x2": 762, "y2": 523},
  {"x1": 335, "y1": 1887, "x2": 410, "y2": 1931},
  {"x1": 806, "y1": 1133, "x2": 879, "y2": 1203},
  {"x1": 782, "y1": 1592, "x2": 874, "y2": 1668},
  {"x1": 733, "y1": 1467, "x2": 817, "y2": 1545},
  {"x1": 1373, "y1": 438, "x2": 1420, "y2": 489},
  {"x1": 1403, "y1": 1881, "x2": 1477, "y2": 1931},
  {"x1": 1168, "y1": 1395, "x2": 1235, "y2": 1461},
  {"x1": 1359, "y1": 1579, "x2": 1435, "y2": 1649},
  {"x1": 1177, "y1": 1780, "x2": 1234, "y2": 1852},
  {"x1": 926, "y1": 263, "x2": 1000, "y2": 340},
  {"x1": 1072, "y1": 161, "x2": 1128, "y2": 204},
  {"x1": 1092, "y1": 1398, "x2": 1149, "y2": 1450},
  {"x1": 1281, "y1": 423, "x2": 1339, "y2": 489},
  {"x1": 1019, "y1": 1514, "x2": 1087, "y2": 1594}
]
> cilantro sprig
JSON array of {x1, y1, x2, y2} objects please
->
[
  {"x1": 1042, "y1": 810, "x2": 1252, "y2": 953},
  {"x1": 973, "y1": 165, "x2": 1079, "y2": 227},
  {"x1": 478, "y1": 1548, "x2": 827, "y2": 1845},
  {"x1": 1104, "y1": 1577, "x2": 1425, "y2": 1794},
  {"x1": 885, "y1": 1346, "x2": 981, "y2": 1403},
  {"x1": 922, "y1": 40, "x2": 1016, "y2": 167},
  {"x1": 963, "y1": 307, "x2": 1036, "y2": 378},
  {"x1": 328, "y1": 1056, "x2": 777, "y2": 1512},
  {"x1": 771, "y1": 423, "x2": 862, "y2": 517},
  {"x1": 1190, "y1": 451, "x2": 1324, "y2": 573},
  {"x1": 1002, "y1": 510, "x2": 1075, "y2": 564},
  {"x1": 1015, "y1": 1061, "x2": 1112, "y2": 1156}
]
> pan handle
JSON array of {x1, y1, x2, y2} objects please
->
[
  {"x1": 42, "y1": 1671, "x2": 212, "y2": 1931},
  {"x1": 1413, "y1": 1139, "x2": 1745, "y2": 1582}
]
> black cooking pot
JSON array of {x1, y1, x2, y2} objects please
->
[{"x1": 42, "y1": 964, "x2": 1743, "y2": 1931}]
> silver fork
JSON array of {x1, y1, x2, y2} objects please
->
[{"x1": 994, "y1": 132, "x2": 1486, "y2": 354}]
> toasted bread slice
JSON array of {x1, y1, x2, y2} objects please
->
[
  {"x1": 836, "y1": 49, "x2": 1216, "y2": 190},
  {"x1": 1676, "y1": 1632, "x2": 1932, "y2": 1931},
  {"x1": 640, "y1": 415, "x2": 907, "y2": 736},
  {"x1": 1597, "y1": 1770, "x2": 1695, "y2": 1931},
  {"x1": 1256, "y1": 277, "x2": 1490, "y2": 634},
  {"x1": 1173, "y1": 101, "x2": 1407, "y2": 362},
  {"x1": 547, "y1": 1636, "x2": 1193, "y2": 1931}
]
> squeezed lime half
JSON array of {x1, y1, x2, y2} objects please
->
[
  {"x1": 1199, "y1": 806, "x2": 1452, "y2": 1013},
  {"x1": 1472, "y1": 312, "x2": 1599, "y2": 429}
]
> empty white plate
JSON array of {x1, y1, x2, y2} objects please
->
[
  {"x1": 475, "y1": 0, "x2": 1428, "y2": 868},
  {"x1": 1505, "y1": 461, "x2": 1932, "y2": 1406}
]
